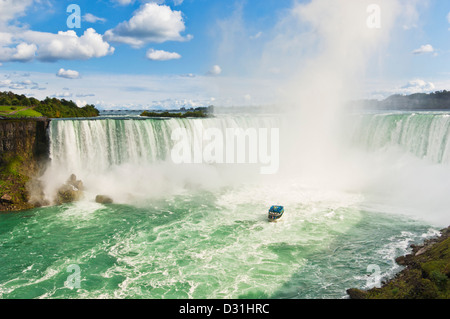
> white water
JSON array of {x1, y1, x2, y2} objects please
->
[
  {"x1": 41, "y1": 112, "x2": 450, "y2": 227},
  {"x1": 350, "y1": 112, "x2": 450, "y2": 164},
  {"x1": 5, "y1": 111, "x2": 448, "y2": 299},
  {"x1": 43, "y1": 116, "x2": 281, "y2": 204},
  {"x1": 343, "y1": 112, "x2": 450, "y2": 226}
]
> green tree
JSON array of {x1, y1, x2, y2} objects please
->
[
  {"x1": 0, "y1": 96, "x2": 12, "y2": 106},
  {"x1": 11, "y1": 98, "x2": 20, "y2": 106}
]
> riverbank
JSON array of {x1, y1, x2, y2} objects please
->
[{"x1": 347, "y1": 226, "x2": 450, "y2": 299}]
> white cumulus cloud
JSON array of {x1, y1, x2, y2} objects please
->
[
  {"x1": 207, "y1": 65, "x2": 222, "y2": 76},
  {"x1": 83, "y1": 13, "x2": 107, "y2": 23},
  {"x1": 11, "y1": 42, "x2": 37, "y2": 61},
  {"x1": 56, "y1": 68, "x2": 80, "y2": 79},
  {"x1": 104, "y1": 3, "x2": 192, "y2": 48},
  {"x1": 401, "y1": 79, "x2": 435, "y2": 93},
  {"x1": 0, "y1": 42, "x2": 37, "y2": 62},
  {"x1": 0, "y1": 1, "x2": 114, "y2": 64},
  {"x1": 0, "y1": 28, "x2": 114, "y2": 63},
  {"x1": 0, "y1": 0, "x2": 33, "y2": 25},
  {"x1": 412, "y1": 44, "x2": 434, "y2": 55},
  {"x1": 23, "y1": 28, "x2": 115, "y2": 62},
  {"x1": 146, "y1": 49, "x2": 181, "y2": 61}
]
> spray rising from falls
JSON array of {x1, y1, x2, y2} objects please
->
[
  {"x1": 239, "y1": 0, "x2": 445, "y2": 225},
  {"x1": 340, "y1": 112, "x2": 450, "y2": 226},
  {"x1": 41, "y1": 112, "x2": 450, "y2": 227},
  {"x1": 43, "y1": 116, "x2": 281, "y2": 204}
]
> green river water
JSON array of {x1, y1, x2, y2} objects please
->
[{"x1": 0, "y1": 112, "x2": 448, "y2": 299}]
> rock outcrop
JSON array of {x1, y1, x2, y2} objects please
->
[
  {"x1": 95, "y1": 195, "x2": 113, "y2": 204},
  {"x1": 56, "y1": 174, "x2": 84, "y2": 205},
  {"x1": 0, "y1": 194, "x2": 13, "y2": 204}
]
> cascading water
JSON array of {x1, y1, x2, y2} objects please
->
[
  {"x1": 48, "y1": 116, "x2": 280, "y2": 174},
  {"x1": 0, "y1": 112, "x2": 445, "y2": 299},
  {"x1": 333, "y1": 111, "x2": 450, "y2": 226},
  {"x1": 43, "y1": 116, "x2": 281, "y2": 203},
  {"x1": 350, "y1": 112, "x2": 450, "y2": 164}
]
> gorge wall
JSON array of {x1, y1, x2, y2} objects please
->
[{"x1": 0, "y1": 118, "x2": 50, "y2": 211}]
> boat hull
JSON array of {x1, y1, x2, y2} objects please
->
[{"x1": 268, "y1": 213, "x2": 283, "y2": 222}]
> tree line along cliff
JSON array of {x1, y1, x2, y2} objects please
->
[
  {"x1": 349, "y1": 90, "x2": 450, "y2": 111},
  {"x1": 0, "y1": 91, "x2": 99, "y2": 118}
]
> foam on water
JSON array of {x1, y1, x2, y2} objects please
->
[
  {"x1": 0, "y1": 183, "x2": 437, "y2": 299},
  {"x1": 1, "y1": 112, "x2": 448, "y2": 299}
]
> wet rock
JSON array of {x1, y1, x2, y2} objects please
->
[
  {"x1": 346, "y1": 289, "x2": 368, "y2": 299},
  {"x1": 67, "y1": 174, "x2": 84, "y2": 191},
  {"x1": 56, "y1": 185, "x2": 83, "y2": 204},
  {"x1": 415, "y1": 247, "x2": 429, "y2": 256},
  {"x1": 55, "y1": 174, "x2": 84, "y2": 204},
  {"x1": 395, "y1": 256, "x2": 407, "y2": 266},
  {"x1": 68, "y1": 174, "x2": 77, "y2": 183},
  {"x1": 1, "y1": 194, "x2": 13, "y2": 203},
  {"x1": 95, "y1": 195, "x2": 113, "y2": 204}
]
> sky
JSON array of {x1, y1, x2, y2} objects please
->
[{"x1": 0, "y1": 0, "x2": 449, "y2": 109}]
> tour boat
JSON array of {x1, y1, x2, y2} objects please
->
[{"x1": 268, "y1": 205, "x2": 284, "y2": 222}]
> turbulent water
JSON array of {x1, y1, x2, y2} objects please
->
[{"x1": 0, "y1": 112, "x2": 448, "y2": 299}]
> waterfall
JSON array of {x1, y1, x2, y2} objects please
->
[
  {"x1": 43, "y1": 116, "x2": 280, "y2": 203},
  {"x1": 349, "y1": 112, "x2": 450, "y2": 164},
  {"x1": 48, "y1": 116, "x2": 279, "y2": 174},
  {"x1": 40, "y1": 111, "x2": 450, "y2": 225}
]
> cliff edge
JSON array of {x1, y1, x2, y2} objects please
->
[{"x1": 0, "y1": 118, "x2": 50, "y2": 212}]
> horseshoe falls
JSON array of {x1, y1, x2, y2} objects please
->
[
  {"x1": 0, "y1": 112, "x2": 448, "y2": 299},
  {"x1": 351, "y1": 112, "x2": 450, "y2": 164}
]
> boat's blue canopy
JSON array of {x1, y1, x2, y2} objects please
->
[{"x1": 269, "y1": 206, "x2": 284, "y2": 213}]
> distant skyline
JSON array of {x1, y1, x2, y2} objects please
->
[{"x1": 0, "y1": 0, "x2": 449, "y2": 109}]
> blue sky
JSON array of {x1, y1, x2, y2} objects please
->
[{"x1": 0, "y1": 0, "x2": 449, "y2": 109}]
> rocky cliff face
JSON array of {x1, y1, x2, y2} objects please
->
[{"x1": 0, "y1": 119, "x2": 50, "y2": 211}]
